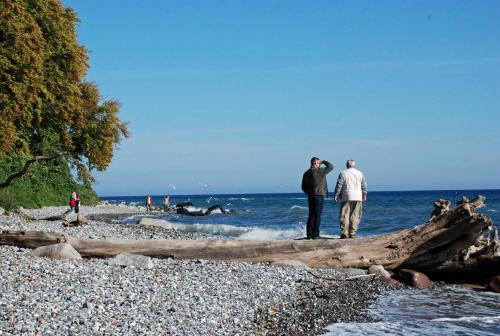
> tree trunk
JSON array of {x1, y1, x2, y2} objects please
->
[{"x1": 1, "y1": 196, "x2": 498, "y2": 280}]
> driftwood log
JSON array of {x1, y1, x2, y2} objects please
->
[
  {"x1": 1, "y1": 196, "x2": 499, "y2": 280},
  {"x1": 14, "y1": 208, "x2": 71, "y2": 221}
]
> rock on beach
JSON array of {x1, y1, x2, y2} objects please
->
[
  {"x1": 28, "y1": 243, "x2": 82, "y2": 260},
  {"x1": 107, "y1": 253, "x2": 155, "y2": 269}
]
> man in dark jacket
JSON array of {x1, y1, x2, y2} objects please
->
[{"x1": 301, "y1": 157, "x2": 334, "y2": 239}]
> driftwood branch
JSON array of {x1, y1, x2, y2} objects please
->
[
  {"x1": 14, "y1": 208, "x2": 72, "y2": 221},
  {"x1": 1, "y1": 195, "x2": 498, "y2": 281},
  {"x1": 0, "y1": 154, "x2": 63, "y2": 189}
]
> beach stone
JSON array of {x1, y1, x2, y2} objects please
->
[
  {"x1": 0, "y1": 207, "x2": 4, "y2": 215},
  {"x1": 28, "y1": 243, "x2": 82, "y2": 260},
  {"x1": 397, "y1": 269, "x2": 432, "y2": 289},
  {"x1": 337, "y1": 268, "x2": 367, "y2": 276},
  {"x1": 271, "y1": 259, "x2": 309, "y2": 269},
  {"x1": 381, "y1": 276, "x2": 404, "y2": 286},
  {"x1": 488, "y1": 275, "x2": 500, "y2": 293},
  {"x1": 107, "y1": 253, "x2": 154, "y2": 269},
  {"x1": 368, "y1": 265, "x2": 390, "y2": 278}
]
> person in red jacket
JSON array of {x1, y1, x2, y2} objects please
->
[
  {"x1": 69, "y1": 191, "x2": 77, "y2": 211},
  {"x1": 69, "y1": 192, "x2": 81, "y2": 221}
]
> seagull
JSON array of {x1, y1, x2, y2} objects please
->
[
  {"x1": 170, "y1": 184, "x2": 177, "y2": 190},
  {"x1": 199, "y1": 182, "x2": 209, "y2": 188}
]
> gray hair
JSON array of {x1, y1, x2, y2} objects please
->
[{"x1": 346, "y1": 160, "x2": 356, "y2": 168}]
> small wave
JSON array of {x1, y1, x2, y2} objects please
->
[
  {"x1": 326, "y1": 319, "x2": 500, "y2": 335},
  {"x1": 291, "y1": 205, "x2": 307, "y2": 210},
  {"x1": 227, "y1": 197, "x2": 254, "y2": 201},
  {"x1": 184, "y1": 205, "x2": 206, "y2": 212},
  {"x1": 239, "y1": 227, "x2": 303, "y2": 240},
  {"x1": 487, "y1": 209, "x2": 497, "y2": 212},
  {"x1": 432, "y1": 315, "x2": 500, "y2": 323},
  {"x1": 122, "y1": 215, "x2": 140, "y2": 224},
  {"x1": 144, "y1": 219, "x2": 303, "y2": 240}
]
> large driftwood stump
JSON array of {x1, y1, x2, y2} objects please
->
[{"x1": 1, "y1": 196, "x2": 498, "y2": 280}]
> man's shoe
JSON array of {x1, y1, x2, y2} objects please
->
[
  {"x1": 340, "y1": 234, "x2": 347, "y2": 239},
  {"x1": 349, "y1": 234, "x2": 357, "y2": 238}
]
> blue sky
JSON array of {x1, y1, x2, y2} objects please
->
[{"x1": 62, "y1": 0, "x2": 500, "y2": 196}]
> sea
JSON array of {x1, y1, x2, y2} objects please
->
[{"x1": 101, "y1": 189, "x2": 500, "y2": 336}]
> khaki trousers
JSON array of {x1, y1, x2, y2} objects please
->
[{"x1": 339, "y1": 201, "x2": 363, "y2": 237}]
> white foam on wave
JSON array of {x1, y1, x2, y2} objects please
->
[
  {"x1": 184, "y1": 205, "x2": 205, "y2": 212},
  {"x1": 432, "y1": 315, "x2": 500, "y2": 323},
  {"x1": 146, "y1": 219, "x2": 304, "y2": 240},
  {"x1": 325, "y1": 318, "x2": 500, "y2": 336},
  {"x1": 238, "y1": 226, "x2": 303, "y2": 240},
  {"x1": 122, "y1": 215, "x2": 141, "y2": 224},
  {"x1": 487, "y1": 209, "x2": 497, "y2": 212},
  {"x1": 227, "y1": 197, "x2": 254, "y2": 201},
  {"x1": 290, "y1": 205, "x2": 307, "y2": 210},
  {"x1": 325, "y1": 321, "x2": 408, "y2": 336}
]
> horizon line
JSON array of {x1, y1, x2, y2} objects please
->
[{"x1": 98, "y1": 188, "x2": 500, "y2": 198}]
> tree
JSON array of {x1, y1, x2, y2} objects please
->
[{"x1": 0, "y1": 0, "x2": 129, "y2": 189}]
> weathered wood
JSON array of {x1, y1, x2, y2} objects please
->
[
  {"x1": 14, "y1": 208, "x2": 72, "y2": 221},
  {"x1": 1, "y1": 196, "x2": 498, "y2": 280},
  {"x1": 62, "y1": 217, "x2": 89, "y2": 227}
]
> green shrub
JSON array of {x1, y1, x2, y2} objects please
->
[
  {"x1": 0, "y1": 190, "x2": 16, "y2": 210},
  {"x1": 0, "y1": 153, "x2": 100, "y2": 209}
]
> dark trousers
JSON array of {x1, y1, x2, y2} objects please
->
[{"x1": 307, "y1": 195, "x2": 324, "y2": 238}]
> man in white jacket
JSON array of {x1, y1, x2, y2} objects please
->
[{"x1": 333, "y1": 160, "x2": 367, "y2": 239}]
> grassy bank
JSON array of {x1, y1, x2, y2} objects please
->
[{"x1": 0, "y1": 154, "x2": 99, "y2": 209}]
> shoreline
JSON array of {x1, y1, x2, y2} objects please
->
[{"x1": 1, "y1": 205, "x2": 395, "y2": 335}]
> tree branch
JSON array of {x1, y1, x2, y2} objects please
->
[{"x1": 0, "y1": 154, "x2": 62, "y2": 189}]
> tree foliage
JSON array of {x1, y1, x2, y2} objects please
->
[
  {"x1": 0, "y1": 0, "x2": 129, "y2": 188},
  {"x1": 0, "y1": 152, "x2": 100, "y2": 209}
]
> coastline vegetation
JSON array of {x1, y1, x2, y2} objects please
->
[
  {"x1": 0, "y1": 152, "x2": 99, "y2": 210},
  {"x1": 0, "y1": 0, "x2": 128, "y2": 208}
]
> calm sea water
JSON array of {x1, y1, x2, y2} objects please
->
[{"x1": 101, "y1": 189, "x2": 500, "y2": 335}]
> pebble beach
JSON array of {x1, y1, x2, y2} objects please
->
[{"x1": 0, "y1": 205, "x2": 393, "y2": 335}]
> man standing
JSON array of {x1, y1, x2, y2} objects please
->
[
  {"x1": 301, "y1": 157, "x2": 334, "y2": 239},
  {"x1": 163, "y1": 195, "x2": 171, "y2": 212},
  {"x1": 146, "y1": 195, "x2": 153, "y2": 212},
  {"x1": 333, "y1": 160, "x2": 367, "y2": 239}
]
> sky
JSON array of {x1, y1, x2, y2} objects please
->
[{"x1": 62, "y1": 0, "x2": 500, "y2": 196}]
